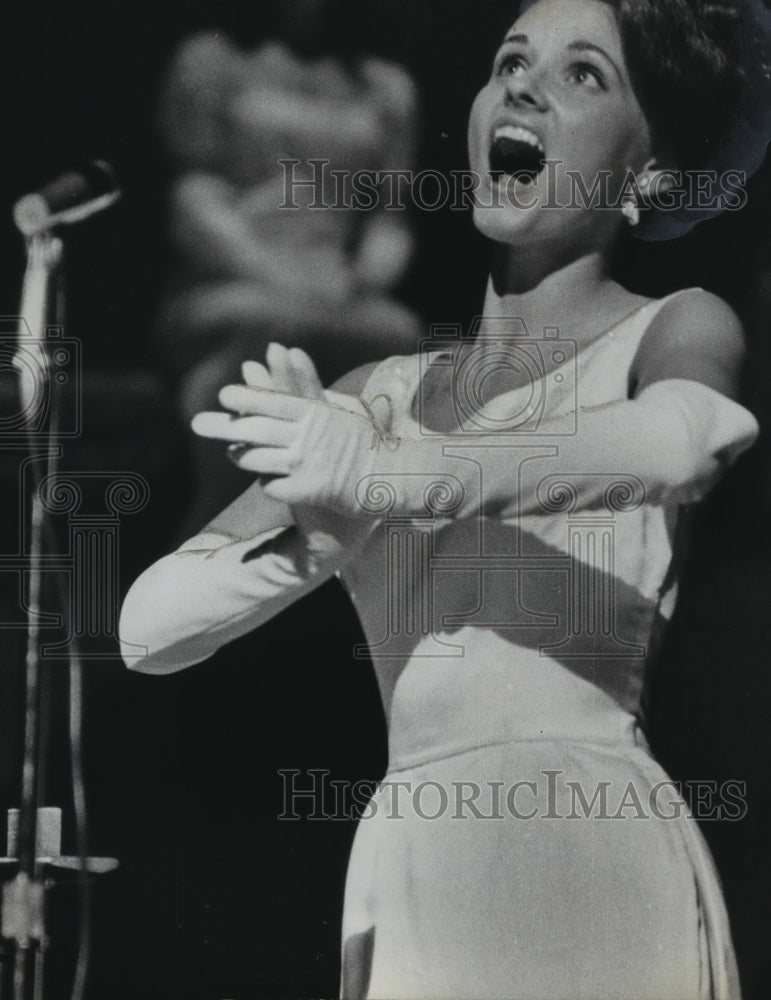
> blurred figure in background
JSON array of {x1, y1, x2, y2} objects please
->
[{"x1": 156, "y1": 0, "x2": 420, "y2": 527}]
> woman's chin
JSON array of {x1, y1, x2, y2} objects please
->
[{"x1": 471, "y1": 199, "x2": 541, "y2": 246}]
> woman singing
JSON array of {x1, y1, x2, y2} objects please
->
[{"x1": 120, "y1": 0, "x2": 767, "y2": 996}]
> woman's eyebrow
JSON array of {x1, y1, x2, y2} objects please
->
[
  {"x1": 503, "y1": 31, "x2": 529, "y2": 45},
  {"x1": 567, "y1": 40, "x2": 622, "y2": 81}
]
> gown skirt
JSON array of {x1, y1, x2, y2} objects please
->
[{"x1": 340, "y1": 728, "x2": 740, "y2": 1000}]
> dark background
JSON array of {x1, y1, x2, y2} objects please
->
[{"x1": 1, "y1": 1, "x2": 770, "y2": 997}]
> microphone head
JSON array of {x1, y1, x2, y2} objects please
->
[
  {"x1": 13, "y1": 194, "x2": 50, "y2": 238},
  {"x1": 13, "y1": 161, "x2": 121, "y2": 236}
]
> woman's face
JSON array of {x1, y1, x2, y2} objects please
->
[{"x1": 468, "y1": 0, "x2": 653, "y2": 251}]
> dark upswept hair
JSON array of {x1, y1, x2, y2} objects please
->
[
  {"x1": 602, "y1": 0, "x2": 748, "y2": 171},
  {"x1": 517, "y1": 0, "x2": 750, "y2": 171}
]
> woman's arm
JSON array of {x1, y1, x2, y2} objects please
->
[
  {"x1": 390, "y1": 292, "x2": 758, "y2": 513},
  {"x1": 263, "y1": 379, "x2": 755, "y2": 518},
  {"x1": 495, "y1": 289, "x2": 758, "y2": 512},
  {"x1": 120, "y1": 516, "x2": 337, "y2": 674},
  {"x1": 120, "y1": 352, "x2": 378, "y2": 675},
  {"x1": 199, "y1": 293, "x2": 758, "y2": 521}
]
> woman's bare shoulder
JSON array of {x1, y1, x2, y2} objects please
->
[{"x1": 631, "y1": 288, "x2": 747, "y2": 400}]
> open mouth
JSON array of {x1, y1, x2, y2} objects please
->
[{"x1": 489, "y1": 125, "x2": 546, "y2": 184}]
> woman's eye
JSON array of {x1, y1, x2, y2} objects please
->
[
  {"x1": 568, "y1": 62, "x2": 606, "y2": 90},
  {"x1": 496, "y1": 54, "x2": 527, "y2": 78}
]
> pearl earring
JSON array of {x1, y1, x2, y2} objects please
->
[{"x1": 621, "y1": 197, "x2": 640, "y2": 227}]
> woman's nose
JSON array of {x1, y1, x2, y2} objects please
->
[{"x1": 504, "y1": 73, "x2": 548, "y2": 112}]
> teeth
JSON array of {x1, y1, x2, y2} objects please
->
[{"x1": 493, "y1": 125, "x2": 544, "y2": 153}]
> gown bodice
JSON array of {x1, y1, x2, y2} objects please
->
[{"x1": 339, "y1": 294, "x2": 750, "y2": 769}]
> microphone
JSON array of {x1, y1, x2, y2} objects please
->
[{"x1": 13, "y1": 161, "x2": 121, "y2": 236}]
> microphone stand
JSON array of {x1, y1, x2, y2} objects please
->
[
  {"x1": 1, "y1": 229, "x2": 64, "y2": 1000},
  {"x1": 1, "y1": 208, "x2": 118, "y2": 1000}
]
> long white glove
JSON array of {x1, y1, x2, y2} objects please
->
[
  {"x1": 193, "y1": 362, "x2": 759, "y2": 521},
  {"x1": 120, "y1": 347, "x2": 371, "y2": 674}
]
